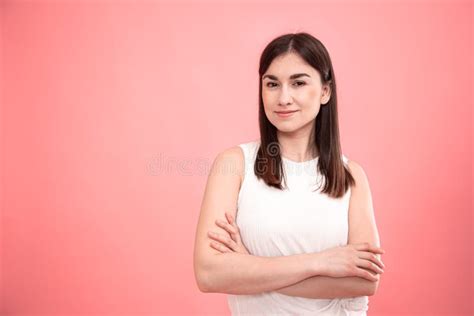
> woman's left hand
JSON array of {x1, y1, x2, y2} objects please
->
[{"x1": 207, "y1": 212, "x2": 250, "y2": 255}]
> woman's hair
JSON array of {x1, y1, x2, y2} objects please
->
[{"x1": 255, "y1": 32, "x2": 355, "y2": 199}]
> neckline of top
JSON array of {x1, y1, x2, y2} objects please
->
[
  {"x1": 282, "y1": 156, "x2": 319, "y2": 164},
  {"x1": 253, "y1": 140, "x2": 319, "y2": 165}
]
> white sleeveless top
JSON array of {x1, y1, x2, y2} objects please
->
[{"x1": 227, "y1": 139, "x2": 369, "y2": 315}]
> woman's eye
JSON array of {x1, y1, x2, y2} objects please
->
[{"x1": 266, "y1": 82, "x2": 305, "y2": 88}]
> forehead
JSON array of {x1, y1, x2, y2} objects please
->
[{"x1": 264, "y1": 52, "x2": 319, "y2": 79}]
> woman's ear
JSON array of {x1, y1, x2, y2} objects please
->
[{"x1": 321, "y1": 84, "x2": 331, "y2": 105}]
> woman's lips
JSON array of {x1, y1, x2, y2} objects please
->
[{"x1": 275, "y1": 110, "x2": 299, "y2": 118}]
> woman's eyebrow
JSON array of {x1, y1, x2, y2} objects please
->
[{"x1": 262, "y1": 73, "x2": 311, "y2": 80}]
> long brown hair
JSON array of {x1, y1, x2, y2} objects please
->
[{"x1": 254, "y1": 32, "x2": 355, "y2": 199}]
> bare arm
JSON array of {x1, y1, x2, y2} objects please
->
[
  {"x1": 193, "y1": 147, "x2": 323, "y2": 294},
  {"x1": 201, "y1": 252, "x2": 321, "y2": 294},
  {"x1": 276, "y1": 275, "x2": 376, "y2": 299},
  {"x1": 275, "y1": 160, "x2": 384, "y2": 298}
]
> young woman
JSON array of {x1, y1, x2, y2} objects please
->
[{"x1": 193, "y1": 32, "x2": 385, "y2": 315}]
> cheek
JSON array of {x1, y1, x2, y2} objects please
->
[
  {"x1": 298, "y1": 89, "x2": 321, "y2": 117},
  {"x1": 304, "y1": 88, "x2": 322, "y2": 109},
  {"x1": 307, "y1": 87, "x2": 320, "y2": 100},
  {"x1": 262, "y1": 90, "x2": 273, "y2": 104}
]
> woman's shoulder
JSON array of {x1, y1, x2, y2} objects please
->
[
  {"x1": 219, "y1": 139, "x2": 258, "y2": 158},
  {"x1": 238, "y1": 138, "x2": 261, "y2": 149},
  {"x1": 216, "y1": 139, "x2": 259, "y2": 184},
  {"x1": 345, "y1": 158, "x2": 370, "y2": 187},
  {"x1": 214, "y1": 143, "x2": 248, "y2": 184},
  {"x1": 230, "y1": 139, "x2": 260, "y2": 159}
]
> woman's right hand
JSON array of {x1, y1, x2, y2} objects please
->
[{"x1": 315, "y1": 243, "x2": 385, "y2": 282}]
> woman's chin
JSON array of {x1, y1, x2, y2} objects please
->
[{"x1": 275, "y1": 124, "x2": 299, "y2": 133}]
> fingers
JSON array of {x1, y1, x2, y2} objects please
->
[
  {"x1": 354, "y1": 242, "x2": 385, "y2": 255},
  {"x1": 216, "y1": 218, "x2": 237, "y2": 233},
  {"x1": 216, "y1": 214, "x2": 240, "y2": 242},
  {"x1": 225, "y1": 212, "x2": 235, "y2": 224},
  {"x1": 355, "y1": 267, "x2": 380, "y2": 282},
  {"x1": 358, "y1": 251, "x2": 385, "y2": 270},
  {"x1": 209, "y1": 240, "x2": 232, "y2": 253},
  {"x1": 208, "y1": 231, "x2": 238, "y2": 251},
  {"x1": 356, "y1": 258, "x2": 384, "y2": 275},
  {"x1": 226, "y1": 212, "x2": 243, "y2": 243}
]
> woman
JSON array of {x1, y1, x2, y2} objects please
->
[{"x1": 193, "y1": 32, "x2": 385, "y2": 315}]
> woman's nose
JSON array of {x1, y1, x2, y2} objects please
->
[{"x1": 278, "y1": 86, "x2": 293, "y2": 105}]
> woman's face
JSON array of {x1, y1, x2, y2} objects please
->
[{"x1": 261, "y1": 52, "x2": 331, "y2": 133}]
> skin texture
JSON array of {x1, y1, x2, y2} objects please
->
[{"x1": 193, "y1": 52, "x2": 385, "y2": 297}]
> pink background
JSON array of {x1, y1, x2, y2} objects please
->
[{"x1": 1, "y1": 0, "x2": 472, "y2": 315}]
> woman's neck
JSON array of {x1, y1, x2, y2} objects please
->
[{"x1": 276, "y1": 128, "x2": 318, "y2": 162}]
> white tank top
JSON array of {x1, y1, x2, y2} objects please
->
[{"x1": 227, "y1": 139, "x2": 369, "y2": 315}]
